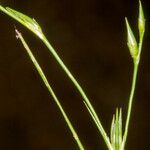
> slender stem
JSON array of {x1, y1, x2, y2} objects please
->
[
  {"x1": 42, "y1": 37, "x2": 113, "y2": 150},
  {"x1": 122, "y1": 32, "x2": 144, "y2": 150},
  {"x1": 0, "y1": 6, "x2": 112, "y2": 149},
  {"x1": 122, "y1": 61, "x2": 139, "y2": 149},
  {"x1": 15, "y1": 29, "x2": 85, "y2": 150}
]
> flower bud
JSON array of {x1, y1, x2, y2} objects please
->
[
  {"x1": 125, "y1": 18, "x2": 138, "y2": 59},
  {"x1": 138, "y1": 1, "x2": 145, "y2": 38}
]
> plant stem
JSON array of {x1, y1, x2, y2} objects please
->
[
  {"x1": 122, "y1": 61, "x2": 139, "y2": 149},
  {"x1": 122, "y1": 30, "x2": 144, "y2": 150},
  {"x1": 0, "y1": 5, "x2": 112, "y2": 149},
  {"x1": 15, "y1": 29, "x2": 85, "y2": 150},
  {"x1": 42, "y1": 37, "x2": 113, "y2": 150}
]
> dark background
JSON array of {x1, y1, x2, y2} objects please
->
[{"x1": 0, "y1": 0, "x2": 150, "y2": 149}]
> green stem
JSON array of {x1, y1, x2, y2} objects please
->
[
  {"x1": 122, "y1": 61, "x2": 139, "y2": 149},
  {"x1": 122, "y1": 31, "x2": 144, "y2": 150},
  {"x1": 42, "y1": 37, "x2": 113, "y2": 150},
  {"x1": 0, "y1": 6, "x2": 112, "y2": 149},
  {"x1": 16, "y1": 29, "x2": 85, "y2": 150}
]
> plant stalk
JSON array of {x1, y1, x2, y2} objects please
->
[
  {"x1": 122, "y1": 29, "x2": 144, "y2": 150},
  {"x1": 122, "y1": 61, "x2": 139, "y2": 149},
  {"x1": 42, "y1": 37, "x2": 113, "y2": 150},
  {"x1": 15, "y1": 29, "x2": 85, "y2": 150}
]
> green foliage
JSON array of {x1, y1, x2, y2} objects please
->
[
  {"x1": 110, "y1": 109, "x2": 122, "y2": 150},
  {"x1": 0, "y1": 6, "x2": 44, "y2": 39},
  {"x1": 0, "y1": 1, "x2": 145, "y2": 150},
  {"x1": 15, "y1": 29, "x2": 84, "y2": 150}
]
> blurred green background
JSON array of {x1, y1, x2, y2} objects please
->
[{"x1": 0, "y1": 0, "x2": 150, "y2": 149}]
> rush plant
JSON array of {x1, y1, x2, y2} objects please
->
[{"x1": 0, "y1": 1, "x2": 145, "y2": 150}]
